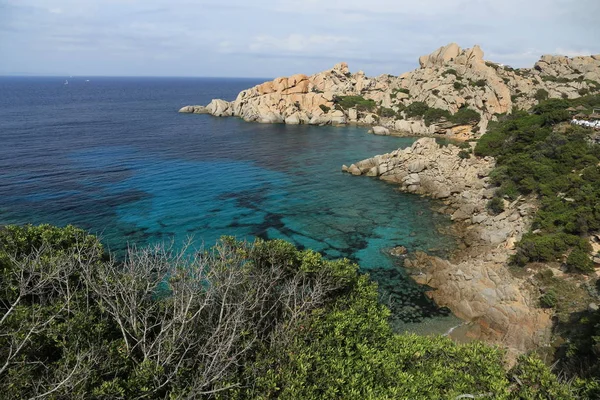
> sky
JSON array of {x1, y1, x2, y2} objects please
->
[{"x1": 1, "y1": 0, "x2": 599, "y2": 78}]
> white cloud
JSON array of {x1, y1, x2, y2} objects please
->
[{"x1": 249, "y1": 34, "x2": 354, "y2": 53}]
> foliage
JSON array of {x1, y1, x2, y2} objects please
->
[
  {"x1": 488, "y1": 196, "x2": 505, "y2": 215},
  {"x1": 319, "y1": 104, "x2": 331, "y2": 113},
  {"x1": 566, "y1": 248, "x2": 595, "y2": 273},
  {"x1": 442, "y1": 68, "x2": 458, "y2": 78},
  {"x1": 405, "y1": 101, "x2": 430, "y2": 118},
  {"x1": 378, "y1": 107, "x2": 397, "y2": 118},
  {"x1": 423, "y1": 107, "x2": 451, "y2": 126},
  {"x1": 474, "y1": 95, "x2": 600, "y2": 272},
  {"x1": 450, "y1": 106, "x2": 482, "y2": 125},
  {"x1": 334, "y1": 95, "x2": 376, "y2": 112},
  {"x1": 453, "y1": 81, "x2": 465, "y2": 90},
  {"x1": 535, "y1": 88, "x2": 549, "y2": 101},
  {"x1": 458, "y1": 149, "x2": 471, "y2": 159},
  {"x1": 0, "y1": 225, "x2": 576, "y2": 399},
  {"x1": 540, "y1": 290, "x2": 558, "y2": 308},
  {"x1": 471, "y1": 79, "x2": 487, "y2": 88}
]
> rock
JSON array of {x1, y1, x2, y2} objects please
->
[
  {"x1": 179, "y1": 44, "x2": 599, "y2": 139},
  {"x1": 369, "y1": 126, "x2": 390, "y2": 135},
  {"x1": 390, "y1": 246, "x2": 408, "y2": 256},
  {"x1": 179, "y1": 105, "x2": 208, "y2": 114},
  {"x1": 589, "y1": 303, "x2": 599, "y2": 312}
]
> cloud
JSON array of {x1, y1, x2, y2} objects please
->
[{"x1": 0, "y1": 0, "x2": 599, "y2": 77}]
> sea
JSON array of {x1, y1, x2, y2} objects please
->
[{"x1": 0, "y1": 76, "x2": 460, "y2": 332}]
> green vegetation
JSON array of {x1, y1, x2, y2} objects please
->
[
  {"x1": 319, "y1": 104, "x2": 331, "y2": 113},
  {"x1": 0, "y1": 224, "x2": 576, "y2": 398},
  {"x1": 405, "y1": 101, "x2": 430, "y2": 118},
  {"x1": 540, "y1": 290, "x2": 558, "y2": 308},
  {"x1": 423, "y1": 107, "x2": 451, "y2": 126},
  {"x1": 378, "y1": 106, "x2": 397, "y2": 118},
  {"x1": 471, "y1": 79, "x2": 487, "y2": 88},
  {"x1": 542, "y1": 75, "x2": 573, "y2": 84},
  {"x1": 453, "y1": 81, "x2": 465, "y2": 90},
  {"x1": 450, "y1": 106, "x2": 482, "y2": 125},
  {"x1": 474, "y1": 95, "x2": 600, "y2": 270},
  {"x1": 391, "y1": 88, "x2": 411, "y2": 99},
  {"x1": 442, "y1": 68, "x2": 458, "y2": 78},
  {"x1": 535, "y1": 88, "x2": 549, "y2": 101},
  {"x1": 334, "y1": 95, "x2": 376, "y2": 112}
]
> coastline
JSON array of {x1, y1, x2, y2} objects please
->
[{"x1": 344, "y1": 137, "x2": 552, "y2": 363}]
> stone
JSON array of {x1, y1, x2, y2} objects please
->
[
  {"x1": 369, "y1": 126, "x2": 390, "y2": 135},
  {"x1": 390, "y1": 246, "x2": 408, "y2": 256}
]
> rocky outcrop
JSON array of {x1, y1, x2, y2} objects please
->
[
  {"x1": 178, "y1": 105, "x2": 209, "y2": 114},
  {"x1": 344, "y1": 138, "x2": 551, "y2": 362},
  {"x1": 181, "y1": 43, "x2": 600, "y2": 139}
]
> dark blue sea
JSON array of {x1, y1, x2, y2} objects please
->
[{"x1": 0, "y1": 76, "x2": 459, "y2": 332}]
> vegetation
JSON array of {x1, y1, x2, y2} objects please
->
[
  {"x1": 423, "y1": 107, "x2": 451, "y2": 126},
  {"x1": 442, "y1": 68, "x2": 458, "y2": 78},
  {"x1": 535, "y1": 88, "x2": 549, "y2": 101},
  {"x1": 319, "y1": 104, "x2": 331, "y2": 113},
  {"x1": 474, "y1": 95, "x2": 600, "y2": 270},
  {"x1": 453, "y1": 81, "x2": 465, "y2": 90},
  {"x1": 405, "y1": 101, "x2": 430, "y2": 118},
  {"x1": 450, "y1": 106, "x2": 482, "y2": 125},
  {"x1": 334, "y1": 95, "x2": 376, "y2": 112},
  {"x1": 0, "y1": 224, "x2": 576, "y2": 398}
]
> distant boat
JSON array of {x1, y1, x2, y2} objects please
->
[{"x1": 64, "y1": 80, "x2": 69, "y2": 85}]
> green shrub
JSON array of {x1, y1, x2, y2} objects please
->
[
  {"x1": 458, "y1": 149, "x2": 471, "y2": 159},
  {"x1": 487, "y1": 197, "x2": 505, "y2": 215},
  {"x1": 450, "y1": 106, "x2": 481, "y2": 125},
  {"x1": 423, "y1": 107, "x2": 451, "y2": 126},
  {"x1": 453, "y1": 81, "x2": 465, "y2": 90},
  {"x1": 432, "y1": 89, "x2": 440, "y2": 96},
  {"x1": 442, "y1": 68, "x2": 458, "y2": 78},
  {"x1": 379, "y1": 107, "x2": 396, "y2": 118},
  {"x1": 334, "y1": 95, "x2": 376, "y2": 111},
  {"x1": 540, "y1": 290, "x2": 558, "y2": 308},
  {"x1": 566, "y1": 248, "x2": 595, "y2": 273},
  {"x1": 405, "y1": 101, "x2": 430, "y2": 118},
  {"x1": 319, "y1": 104, "x2": 331, "y2": 113},
  {"x1": 535, "y1": 88, "x2": 549, "y2": 101},
  {"x1": 471, "y1": 79, "x2": 487, "y2": 88}
]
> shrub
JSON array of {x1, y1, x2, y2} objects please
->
[
  {"x1": 404, "y1": 101, "x2": 430, "y2": 118},
  {"x1": 453, "y1": 81, "x2": 465, "y2": 90},
  {"x1": 458, "y1": 149, "x2": 471, "y2": 159},
  {"x1": 432, "y1": 89, "x2": 440, "y2": 96},
  {"x1": 423, "y1": 107, "x2": 451, "y2": 126},
  {"x1": 334, "y1": 95, "x2": 376, "y2": 112},
  {"x1": 579, "y1": 88, "x2": 590, "y2": 96},
  {"x1": 450, "y1": 106, "x2": 481, "y2": 125},
  {"x1": 442, "y1": 68, "x2": 458, "y2": 78},
  {"x1": 535, "y1": 88, "x2": 549, "y2": 101},
  {"x1": 540, "y1": 290, "x2": 558, "y2": 308},
  {"x1": 488, "y1": 197, "x2": 505, "y2": 215},
  {"x1": 471, "y1": 79, "x2": 487, "y2": 88},
  {"x1": 379, "y1": 107, "x2": 396, "y2": 118},
  {"x1": 319, "y1": 104, "x2": 331, "y2": 113},
  {"x1": 566, "y1": 248, "x2": 595, "y2": 273}
]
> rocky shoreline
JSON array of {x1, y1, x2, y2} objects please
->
[
  {"x1": 344, "y1": 138, "x2": 551, "y2": 362},
  {"x1": 180, "y1": 43, "x2": 600, "y2": 140}
]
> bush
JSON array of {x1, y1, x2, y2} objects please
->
[
  {"x1": 458, "y1": 149, "x2": 471, "y2": 159},
  {"x1": 319, "y1": 104, "x2": 331, "y2": 113},
  {"x1": 487, "y1": 196, "x2": 505, "y2": 215},
  {"x1": 471, "y1": 79, "x2": 487, "y2": 88},
  {"x1": 334, "y1": 95, "x2": 376, "y2": 111},
  {"x1": 535, "y1": 88, "x2": 549, "y2": 101},
  {"x1": 405, "y1": 101, "x2": 430, "y2": 118},
  {"x1": 450, "y1": 106, "x2": 481, "y2": 125},
  {"x1": 540, "y1": 290, "x2": 558, "y2": 308},
  {"x1": 566, "y1": 248, "x2": 595, "y2": 273},
  {"x1": 442, "y1": 68, "x2": 458, "y2": 78},
  {"x1": 453, "y1": 81, "x2": 465, "y2": 90},
  {"x1": 378, "y1": 107, "x2": 396, "y2": 118},
  {"x1": 423, "y1": 107, "x2": 451, "y2": 126}
]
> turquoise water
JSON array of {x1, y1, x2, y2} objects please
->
[{"x1": 0, "y1": 77, "x2": 458, "y2": 329}]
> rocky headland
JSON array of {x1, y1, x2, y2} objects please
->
[
  {"x1": 343, "y1": 138, "x2": 550, "y2": 361},
  {"x1": 181, "y1": 43, "x2": 600, "y2": 140}
]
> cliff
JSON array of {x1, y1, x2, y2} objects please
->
[{"x1": 180, "y1": 43, "x2": 600, "y2": 139}]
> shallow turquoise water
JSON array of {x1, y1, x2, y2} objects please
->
[{"x1": 0, "y1": 77, "x2": 459, "y2": 329}]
